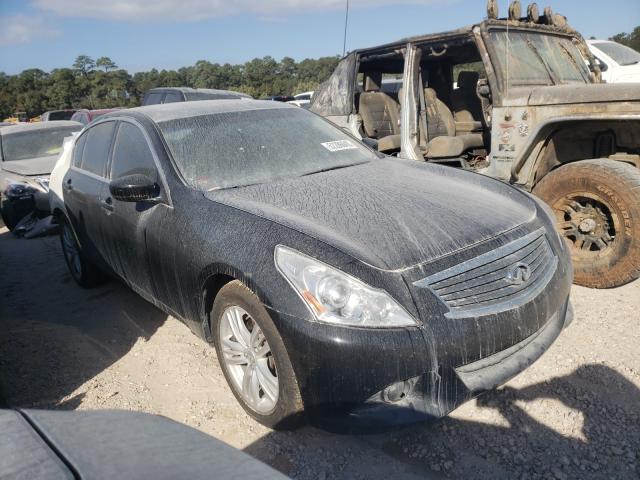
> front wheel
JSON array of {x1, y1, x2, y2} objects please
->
[
  {"x1": 211, "y1": 280, "x2": 304, "y2": 429},
  {"x1": 533, "y1": 159, "x2": 640, "y2": 288}
]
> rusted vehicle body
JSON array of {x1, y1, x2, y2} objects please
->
[{"x1": 311, "y1": 1, "x2": 640, "y2": 288}]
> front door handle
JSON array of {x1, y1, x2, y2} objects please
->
[
  {"x1": 100, "y1": 197, "x2": 114, "y2": 212},
  {"x1": 63, "y1": 178, "x2": 73, "y2": 191}
]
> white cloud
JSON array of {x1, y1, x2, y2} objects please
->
[
  {"x1": 31, "y1": 0, "x2": 455, "y2": 22},
  {"x1": 0, "y1": 14, "x2": 59, "y2": 47}
]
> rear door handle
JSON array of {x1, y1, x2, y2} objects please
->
[
  {"x1": 63, "y1": 179, "x2": 73, "y2": 191},
  {"x1": 101, "y1": 197, "x2": 114, "y2": 212}
]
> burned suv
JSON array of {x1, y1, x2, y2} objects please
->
[{"x1": 311, "y1": 1, "x2": 640, "y2": 289}]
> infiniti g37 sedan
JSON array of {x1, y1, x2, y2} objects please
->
[{"x1": 55, "y1": 100, "x2": 573, "y2": 429}]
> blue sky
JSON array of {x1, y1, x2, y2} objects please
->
[{"x1": 1, "y1": 0, "x2": 638, "y2": 74}]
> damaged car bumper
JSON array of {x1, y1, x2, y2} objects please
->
[{"x1": 268, "y1": 223, "x2": 573, "y2": 429}]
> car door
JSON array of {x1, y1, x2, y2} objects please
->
[
  {"x1": 100, "y1": 120, "x2": 167, "y2": 298},
  {"x1": 63, "y1": 121, "x2": 116, "y2": 269}
]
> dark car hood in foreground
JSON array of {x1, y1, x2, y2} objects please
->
[
  {"x1": 1, "y1": 155, "x2": 58, "y2": 176},
  {"x1": 207, "y1": 159, "x2": 537, "y2": 270}
]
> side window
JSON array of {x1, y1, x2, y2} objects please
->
[
  {"x1": 163, "y1": 92, "x2": 183, "y2": 103},
  {"x1": 72, "y1": 133, "x2": 87, "y2": 167},
  {"x1": 81, "y1": 121, "x2": 116, "y2": 177},
  {"x1": 143, "y1": 92, "x2": 164, "y2": 105},
  {"x1": 110, "y1": 122, "x2": 158, "y2": 180}
]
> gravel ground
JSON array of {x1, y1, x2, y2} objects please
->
[{"x1": 0, "y1": 226, "x2": 638, "y2": 479}]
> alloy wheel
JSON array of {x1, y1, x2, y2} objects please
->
[
  {"x1": 219, "y1": 306, "x2": 279, "y2": 415},
  {"x1": 556, "y1": 196, "x2": 616, "y2": 256}
]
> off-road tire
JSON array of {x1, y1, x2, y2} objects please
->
[
  {"x1": 211, "y1": 280, "x2": 304, "y2": 429},
  {"x1": 534, "y1": 159, "x2": 640, "y2": 288},
  {"x1": 59, "y1": 217, "x2": 106, "y2": 288}
]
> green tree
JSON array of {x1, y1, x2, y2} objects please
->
[
  {"x1": 96, "y1": 56, "x2": 118, "y2": 72},
  {"x1": 73, "y1": 55, "x2": 95, "y2": 76},
  {"x1": 610, "y1": 26, "x2": 640, "y2": 53}
]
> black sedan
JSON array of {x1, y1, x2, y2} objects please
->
[{"x1": 55, "y1": 100, "x2": 573, "y2": 429}]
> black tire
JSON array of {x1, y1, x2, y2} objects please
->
[
  {"x1": 59, "y1": 218, "x2": 106, "y2": 288},
  {"x1": 1, "y1": 200, "x2": 22, "y2": 231},
  {"x1": 533, "y1": 159, "x2": 640, "y2": 288},
  {"x1": 211, "y1": 280, "x2": 304, "y2": 429}
]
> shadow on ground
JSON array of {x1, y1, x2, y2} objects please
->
[
  {"x1": 243, "y1": 365, "x2": 640, "y2": 479},
  {"x1": 0, "y1": 228, "x2": 168, "y2": 409}
]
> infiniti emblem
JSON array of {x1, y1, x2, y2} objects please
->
[{"x1": 506, "y1": 263, "x2": 532, "y2": 285}]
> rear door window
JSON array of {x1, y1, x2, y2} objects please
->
[
  {"x1": 81, "y1": 121, "x2": 116, "y2": 177},
  {"x1": 163, "y1": 92, "x2": 183, "y2": 103},
  {"x1": 143, "y1": 92, "x2": 164, "y2": 105},
  {"x1": 110, "y1": 122, "x2": 158, "y2": 180},
  {"x1": 72, "y1": 133, "x2": 87, "y2": 167}
]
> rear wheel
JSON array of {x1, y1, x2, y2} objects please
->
[
  {"x1": 211, "y1": 280, "x2": 304, "y2": 429},
  {"x1": 533, "y1": 159, "x2": 640, "y2": 288},
  {"x1": 59, "y1": 219, "x2": 105, "y2": 288}
]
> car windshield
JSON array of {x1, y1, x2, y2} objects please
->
[
  {"x1": 2, "y1": 126, "x2": 79, "y2": 161},
  {"x1": 595, "y1": 42, "x2": 640, "y2": 66},
  {"x1": 158, "y1": 107, "x2": 377, "y2": 191},
  {"x1": 489, "y1": 30, "x2": 590, "y2": 86},
  {"x1": 47, "y1": 111, "x2": 75, "y2": 121}
]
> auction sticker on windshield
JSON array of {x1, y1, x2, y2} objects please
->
[{"x1": 321, "y1": 140, "x2": 358, "y2": 152}]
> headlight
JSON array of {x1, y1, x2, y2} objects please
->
[
  {"x1": 274, "y1": 245, "x2": 417, "y2": 328},
  {"x1": 4, "y1": 182, "x2": 37, "y2": 198}
]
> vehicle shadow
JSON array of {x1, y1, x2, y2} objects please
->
[
  {"x1": 0, "y1": 227, "x2": 168, "y2": 410},
  {"x1": 243, "y1": 365, "x2": 640, "y2": 479}
]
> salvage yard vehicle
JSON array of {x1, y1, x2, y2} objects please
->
[
  {"x1": 588, "y1": 40, "x2": 640, "y2": 84},
  {"x1": 142, "y1": 87, "x2": 251, "y2": 105},
  {"x1": 310, "y1": 1, "x2": 640, "y2": 288},
  {"x1": 1, "y1": 409, "x2": 287, "y2": 479},
  {"x1": 0, "y1": 121, "x2": 82, "y2": 230},
  {"x1": 70, "y1": 108, "x2": 123, "y2": 125},
  {"x1": 55, "y1": 99, "x2": 572, "y2": 429},
  {"x1": 40, "y1": 109, "x2": 77, "y2": 121}
]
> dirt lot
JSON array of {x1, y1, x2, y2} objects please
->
[{"x1": 0, "y1": 225, "x2": 638, "y2": 479}]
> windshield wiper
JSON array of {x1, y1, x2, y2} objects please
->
[
  {"x1": 525, "y1": 38, "x2": 557, "y2": 84},
  {"x1": 300, "y1": 162, "x2": 362, "y2": 177},
  {"x1": 621, "y1": 60, "x2": 640, "y2": 66}
]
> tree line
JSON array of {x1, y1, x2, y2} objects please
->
[{"x1": 0, "y1": 55, "x2": 340, "y2": 119}]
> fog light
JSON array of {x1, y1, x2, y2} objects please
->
[{"x1": 382, "y1": 379, "x2": 416, "y2": 403}]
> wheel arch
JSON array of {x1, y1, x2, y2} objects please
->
[
  {"x1": 198, "y1": 263, "x2": 274, "y2": 343},
  {"x1": 511, "y1": 116, "x2": 640, "y2": 188}
]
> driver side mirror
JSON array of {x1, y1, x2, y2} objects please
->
[{"x1": 109, "y1": 174, "x2": 160, "y2": 202}]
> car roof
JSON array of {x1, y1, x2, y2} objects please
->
[
  {"x1": 349, "y1": 19, "x2": 577, "y2": 56},
  {"x1": 146, "y1": 87, "x2": 250, "y2": 97},
  {"x1": 103, "y1": 99, "x2": 294, "y2": 124},
  {"x1": 0, "y1": 120, "x2": 82, "y2": 136}
]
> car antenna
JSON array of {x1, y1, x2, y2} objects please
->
[{"x1": 342, "y1": 0, "x2": 350, "y2": 56}]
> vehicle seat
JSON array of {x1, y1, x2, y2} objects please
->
[
  {"x1": 423, "y1": 87, "x2": 483, "y2": 158},
  {"x1": 359, "y1": 73, "x2": 401, "y2": 151},
  {"x1": 451, "y1": 71, "x2": 484, "y2": 130}
]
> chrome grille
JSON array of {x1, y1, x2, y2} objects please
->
[{"x1": 414, "y1": 228, "x2": 557, "y2": 318}]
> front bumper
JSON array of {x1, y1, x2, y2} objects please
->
[{"x1": 267, "y1": 229, "x2": 572, "y2": 428}]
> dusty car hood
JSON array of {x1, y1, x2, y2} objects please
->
[
  {"x1": 526, "y1": 83, "x2": 640, "y2": 106},
  {"x1": 206, "y1": 159, "x2": 537, "y2": 270},
  {"x1": 1, "y1": 155, "x2": 58, "y2": 176}
]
